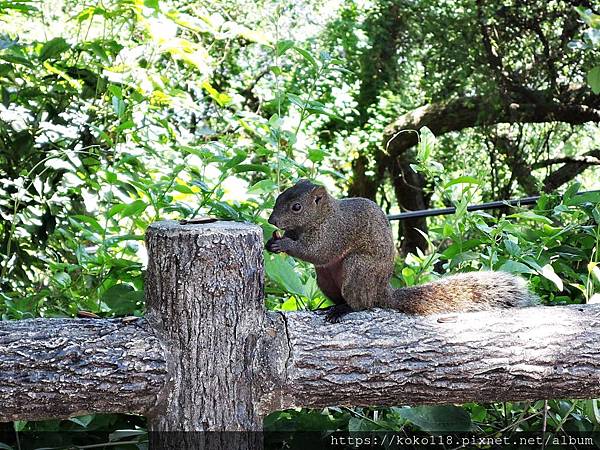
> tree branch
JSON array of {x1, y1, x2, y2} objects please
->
[
  {"x1": 382, "y1": 90, "x2": 600, "y2": 156},
  {"x1": 543, "y1": 149, "x2": 600, "y2": 192},
  {"x1": 475, "y1": 0, "x2": 542, "y2": 103},
  {"x1": 267, "y1": 305, "x2": 600, "y2": 411},
  {"x1": 0, "y1": 318, "x2": 167, "y2": 422},
  {"x1": 533, "y1": 152, "x2": 600, "y2": 169}
]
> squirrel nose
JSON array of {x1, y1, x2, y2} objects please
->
[{"x1": 268, "y1": 215, "x2": 277, "y2": 227}]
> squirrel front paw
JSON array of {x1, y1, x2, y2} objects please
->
[
  {"x1": 266, "y1": 230, "x2": 281, "y2": 253},
  {"x1": 266, "y1": 236, "x2": 293, "y2": 254},
  {"x1": 266, "y1": 237, "x2": 281, "y2": 253}
]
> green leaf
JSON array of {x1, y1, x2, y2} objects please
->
[
  {"x1": 503, "y1": 238, "x2": 521, "y2": 256},
  {"x1": 210, "y1": 201, "x2": 240, "y2": 219},
  {"x1": 444, "y1": 176, "x2": 483, "y2": 188},
  {"x1": 0, "y1": 54, "x2": 33, "y2": 67},
  {"x1": 101, "y1": 284, "x2": 142, "y2": 315},
  {"x1": 13, "y1": 420, "x2": 27, "y2": 432},
  {"x1": 116, "y1": 119, "x2": 135, "y2": 132},
  {"x1": 103, "y1": 234, "x2": 144, "y2": 248},
  {"x1": 39, "y1": 37, "x2": 70, "y2": 62},
  {"x1": 563, "y1": 182, "x2": 581, "y2": 203},
  {"x1": 449, "y1": 251, "x2": 480, "y2": 269},
  {"x1": 265, "y1": 254, "x2": 306, "y2": 298},
  {"x1": 417, "y1": 127, "x2": 436, "y2": 163},
  {"x1": 233, "y1": 164, "x2": 271, "y2": 175},
  {"x1": 441, "y1": 239, "x2": 483, "y2": 259},
  {"x1": 470, "y1": 404, "x2": 487, "y2": 422},
  {"x1": 52, "y1": 272, "x2": 72, "y2": 289},
  {"x1": 173, "y1": 183, "x2": 194, "y2": 194},
  {"x1": 590, "y1": 262, "x2": 600, "y2": 283},
  {"x1": 248, "y1": 179, "x2": 277, "y2": 195},
  {"x1": 120, "y1": 199, "x2": 148, "y2": 218},
  {"x1": 292, "y1": 46, "x2": 318, "y2": 69},
  {"x1": 401, "y1": 267, "x2": 416, "y2": 285},
  {"x1": 587, "y1": 66, "x2": 600, "y2": 95},
  {"x1": 268, "y1": 113, "x2": 282, "y2": 129},
  {"x1": 222, "y1": 150, "x2": 247, "y2": 170},
  {"x1": 585, "y1": 399, "x2": 600, "y2": 425},
  {"x1": 112, "y1": 95, "x2": 126, "y2": 117},
  {"x1": 279, "y1": 296, "x2": 301, "y2": 311},
  {"x1": 308, "y1": 149, "x2": 326, "y2": 163},
  {"x1": 509, "y1": 211, "x2": 553, "y2": 224},
  {"x1": 108, "y1": 84, "x2": 122, "y2": 99},
  {"x1": 286, "y1": 93, "x2": 305, "y2": 109},
  {"x1": 201, "y1": 80, "x2": 232, "y2": 106},
  {"x1": 499, "y1": 260, "x2": 536, "y2": 275},
  {"x1": 0, "y1": 1, "x2": 38, "y2": 14},
  {"x1": 69, "y1": 415, "x2": 94, "y2": 428},
  {"x1": 71, "y1": 215, "x2": 104, "y2": 234},
  {"x1": 87, "y1": 41, "x2": 109, "y2": 63},
  {"x1": 395, "y1": 406, "x2": 472, "y2": 432},
  {"x1": 564, "y1": 190, "x2": 600, "y2": 206},
  {"x1": 276, "y1": 39, "x2": 294, "y2": 56},
  {"x1": 540, "y1": 263, "x2": 564, "y2": 291},
  {"x1": 144, "y1": 0, "x2": 159, "y2": 9}
]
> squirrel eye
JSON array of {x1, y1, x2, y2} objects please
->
[{"x1": 291, "y1": 203, "x2": 302, "y2": 212}]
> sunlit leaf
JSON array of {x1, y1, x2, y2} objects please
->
[{"x1": 540, "y1": 264, "x2": 564, "y2": 291}]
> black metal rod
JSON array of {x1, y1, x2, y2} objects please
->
[{"x1": 386, "y1": 190, "x2": 600, "y2": 221}]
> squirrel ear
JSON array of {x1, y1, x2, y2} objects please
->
[{"x1": 312, "y1": 185, "x2": 327, "y2": 205}]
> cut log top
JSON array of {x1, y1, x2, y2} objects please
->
[{"x1": 147, "y1": 219, "x2": 262, "y2": 237}]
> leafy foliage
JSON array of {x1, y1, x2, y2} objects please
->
[{"x1": 0, "y1": 0, "x2": 599, "y2": 443}]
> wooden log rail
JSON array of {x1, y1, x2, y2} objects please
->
[{"x1": 1, "y1": 221, "x2": 600, "y2": 448}]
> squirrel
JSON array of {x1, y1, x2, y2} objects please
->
[{"x1": 265, "y1": 179, "x2": 537, "y2": 323}]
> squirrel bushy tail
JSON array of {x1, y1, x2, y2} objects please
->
[{"x1": 383, "y1": 271, "x2": 538, "y2": 315}]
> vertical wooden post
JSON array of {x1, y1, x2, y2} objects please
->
[{"x1": 145, "y1": 220, "x2": 270, "y2": 449}]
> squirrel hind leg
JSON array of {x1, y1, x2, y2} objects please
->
[
  {"x1": 340, "y1": 254, "x2": 392, "y2": 311},
  {"x1": 324, "y1": 304, "x2": 353, "y2": 323}
]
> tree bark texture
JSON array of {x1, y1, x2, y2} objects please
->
[
  {"x1": 4, "y1": 302, "x2": 600, "y2": 425},
  {"x1": 265, "y1": 304, "x2": 600, "y2": 411},
  {"x1": 144, "y1": 221, "x2": 283, "y2": 449},
  {"x1": 0, "y1": 318, "x2": 166, "y2": 422}
]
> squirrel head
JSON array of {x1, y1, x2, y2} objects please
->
[{"x1": 268, "y1": 179, "x2": 331, "y2": 232}]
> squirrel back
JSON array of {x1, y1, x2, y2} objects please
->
[{"x1": 266, "y1": 180, "x2": 537, "y2": 323}]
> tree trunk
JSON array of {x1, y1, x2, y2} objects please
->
[
  {"x1": 389, "y1": 152, "x2": 430, "y2": 254},
  {"x1": 543, "y1": 149, "x2": 600, "y2": 192},
  {"x1": 144, "y1": 220, "x2": 281, "y2": 450},
  {"x1": 0, "y1": 318, "x2": 166, "y2": 422}
]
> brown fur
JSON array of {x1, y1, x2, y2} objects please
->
[{"x1": 266, "y1": 180, "x2": 537, "y2": 322}]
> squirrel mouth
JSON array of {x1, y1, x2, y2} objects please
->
[{"x1": 282, "y1": 228, "x2": 299, "y2": 240}]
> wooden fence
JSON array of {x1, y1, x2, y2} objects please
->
[{"x1": 1, "y1": 221, "x2": 600, "y2": 449}]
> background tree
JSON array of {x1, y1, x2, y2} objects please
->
[{"x1": 318, "y1": 0, "x2": 599, "y2": 252}]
